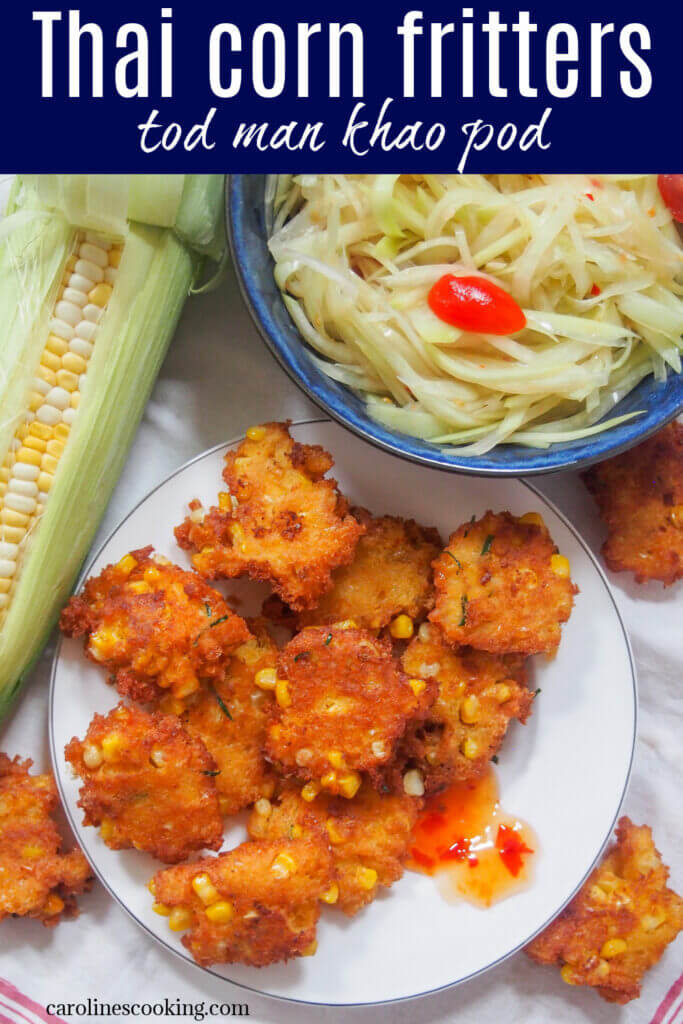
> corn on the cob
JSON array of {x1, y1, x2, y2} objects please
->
[{"x1": 0, "y1": 175, "x2": 224, "y2": 720}]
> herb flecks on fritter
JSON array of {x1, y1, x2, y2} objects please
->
[
  {"x1": 0, "y1": 754, "x2": 92, "y2": 926},
  {"x1": 582, "y1": 422, "x2": 683, "y2": 586},
  {"x1": 248, "y1": 784, "x2": 419, "y2": 916},
  {"x1": 60, "y1": 546, "x2": 250, "y2": 705},
  {"x1": 525, "y1": 817, "x2": 683, "y2": 1004},
  {"x1": 265, "y1": 625, "x2": 434, "y2": 795},
  {"x1": 174, "y1": 422, "x2": 364, "y2": 611},
  {"x1": 150, "y1": 836, "x2": 334, "y2": 967},
  {"x1": 65, "y1": 703, "x2": 223, "y2": 863},
  {"x1": 181, "y1": 619, "x2": 278, "y2": 818},
  {"x1": 290, "y1": 509, "x2": 442, "y2": 633},
  {"x1": 430, "y1": 511, "x2": 576, "y2": 656},
  {"x1": 394, "y1": 626, "x2": 532, "y2": 795}
]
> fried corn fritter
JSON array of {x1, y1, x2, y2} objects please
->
[
  {"x1": 265, "y1": 625, "x2": 434, "y2": 794},
  {"x1": 181, "y1": 620, "x2": 278, "y2": 817},
  {"x1": 582, "y1": 422, "x2": 683, "y2": 585},
  {"x1": 395, "y1": 627, "x2": 532, "y2": 794},
  {"x1": 287, "y1": 509, "x2": 442, "y2": 632},
  {"x1": 151, "y1": 836, "x2": 334, "y2": 967},
  {"x1": 60, "y1": 546, "x2": 250, "y2": 705},
  {"x1": 430, "y1": 511, "x2": 577, "y2": 655},
  {"x1": 248, "y1": 784, "x2": 420, "y2": 916},
  {"x1": 65, "y1": 704, "x2": 223, "y2": 863},
  {"x1": 174, "y1": 422, "x2": 364, "y2": 611},
  {"x1": 0, "y1": 754, "x2": 91, "y2": 926},
  {"x1": 526, "y1": 817, "x2": 683, "y2": 1004}
]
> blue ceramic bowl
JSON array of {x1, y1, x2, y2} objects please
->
[{"x1": 227, "y1": 175, "x2": 683, "y2": 476}]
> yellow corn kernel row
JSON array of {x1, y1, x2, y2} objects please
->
[{"x1": 0, "y1": 232, "x2": 122, "y2": 625}]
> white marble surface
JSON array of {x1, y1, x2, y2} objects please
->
[{"x1": 0, "y1": 180, "x2": 681, "y2": 1023}]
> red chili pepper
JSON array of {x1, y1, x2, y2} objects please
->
[
  {"x1": 657, "y1": 175, "x2": 683, "y2": 223},
  {"x1": 585, "y1": 193, "x2": 594, "y2": 201},
  {"x1": 496, "y1": 825, "x2": 534, "y2": 877},
  {"x1": 410, "y1": 847, "x2": 435, "y2": 869},
  {"x1": 428, "y1": 275, "x2": 527, "y2": 336},
  {"x1": 590, "y1": 284, "x2": 601, "y2": 297}
]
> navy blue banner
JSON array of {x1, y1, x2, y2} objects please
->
[{"x1": 1, "y1": 0, "x2": 680, "y2": 170}]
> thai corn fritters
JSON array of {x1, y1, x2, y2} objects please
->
[
  {"x1": 582, "y1": 422, "x2": 683, "y2": 586},
  {"x1": 248, "y1": 784, "x2": 420, "y2": 916},
  {"x1": 174, "y1": 422, "x2": 365, "y2": 611},
  {"x1": 430, "y1": 511, "x2": 577, "y2": 656},
  {"x1": 150, "y1": 836, "x2": 335, "y2": 967},
  {"x1": 181, "y1": 620, "x2": 278, "y2": 817},
  {"x1": 526, "y1": 817, "x2": 683, "y2": 1004},
  {"x1": 265, "y1": 625, "x2": 434, "y2": 794},
  {"x1": 396, "y1": 627, "x2": 533, "y2": 794},
  {"x1": 65, "y1": 704, "x2": 223, "y2": 863},
  {"x1": 290, "y1": 509, "x2": 442, "y2": 632},
  {"x1": 60, "y1": 546, "x2": 250, "y2": 705},
  {"x1": 0, "y1": 754, "x2": 92, "y2": 926}
]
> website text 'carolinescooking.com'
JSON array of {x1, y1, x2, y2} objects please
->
[{"x1": 46, "y1": 997, "x2": 250, "y2": 1020}]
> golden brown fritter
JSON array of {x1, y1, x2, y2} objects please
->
[
  {"x1": 582, "y1": 422, "x2": 683, "y2": 585},
  {"x1": 60, "y1": 546, "x2": 250, "y2": 705},
  {"x1": 265, "y1": 625, "x2": 434, "y2": 794},
  {"x1": 180, "y1": 620, "x2": 278, "y2": 818},
  {"x1": 65, "y1": 704, "x2": 223, "y2": 863},
  {"x1": 248, "y1": 784, "x2": 420, "y2": 916},
  {"x1": 151, "y1": 836, "x2": 335, "y2": 967},
  {"x1": 277, "y1": 509, "x2": 442, "y2": 632},
  {"x1": 393, "y1": 627, "x2": 533, "y2": 794},
  {"x1": 0, "y1": 754, "x2": 92, "y2": 926},
  {"x1": 430, "y1": 511, "x2": 577, "y2": 655},
  {"x1": 526, "y1": 817, "x2": 683, "y2": 1004},
  {"x1": 174, "y1": 422, "x2": 364, "y2": 611}
]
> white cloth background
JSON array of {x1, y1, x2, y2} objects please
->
[{"x1": 0, "y1": 179, "x2": 680, "y2": 1024}]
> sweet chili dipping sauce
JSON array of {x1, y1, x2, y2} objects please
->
[{"x1": 408, "y1": 767, "x2": 536, "y2": 906}]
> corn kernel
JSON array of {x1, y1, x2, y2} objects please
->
[
  {"x1": 254, "y1": 668, "x2": 277, "y2": 691},
  {"x1": 389, "y1": 614, "x2": 414, "y2": 639},
  {"x1": 16, "y1": 446, "x2": 42, "y2": 467},
  {"x1": 101, "y1": 733, "x2": 124, "y2": 761},
  {"x1": 218, "y1": 796, "x2": 232, "y2": 816},
  {"x1": 168, "y1": 907, "x2": 193, "y2": 932},
  {"x1": 356, "y1": 866, "x2": 378, "y2": 891},
  {"x1": 116, "y1": 553, "x2": 137, "y2": 576},
  {"x1": 560, "y1": 964, "x2": 577, "y2": 985},
  {"x1": 275, "y1": 677, "x2": 291, "y2": 708},
  {"x1": 147, "y1": 879, "x2": 156, "y2": 896},
  {"x1": 62, "y1": 351, "x2": 87, "y2": 375},
  {"x1": 301, "y1": 940, "x2": 318, "y2": 957},
  {"x1": 56, "y1": 369, "x2": 79, "y2": 392},
  {"x1": 642, "y1": 912, "x2": 667, "y2": 931},
  {"x1": 334, "y1": 619, "x2": 357, "y2": 630},
  {"x1": 218, "y1": 491, "x2": 232, "y2": 510},
  {"x1": 1, "y1": 508, "x2": 29, "y2": 528},
  {"x1": 403, "y1": 769, "x2": 425, "y2": 797},
  {"x1": 408, "y1": 678, "x2": 426, "y2": 698},
  {"x1": 22, "y1": 844, "x2": 44, "y2": 859},
  {"x1": 152, "y1": 902, "x2": 171, "y2": 916},
  {"x1": 271, "y1": 852, "x2": 296, "y2": 878},
  {"x1": 83, "y1": 743, "x2": 103, "y2": 769},
  {"x1": 205, "y1": 901, "x2": 234, "y2": 924},
  {"x1": 495, "y1": 684, "x2": 512, "y2": 703},
  {"x1": 30, "y1": 421, "x2": 53, "y2": 441},
  {"x1": 24, "y1": 435, "x2": 47, "y2": 453},
  {"x1": 159, "y1": 695, "x2": 185, "y2": 717},
  {"x1": 41, "y1": 351, "x2": 62, "y2": 371},
  {"x1": 172, "y1": 677, "x2": 200, "y2": 700},
  {"x1": 109, "y1": 248, "x2": 122, "y2": 268},
  {"x1": 337, "y1": 772, "x2": 362, "y2": 799},
  {"x1": 192, "y1": 873, "x2": 220, "y2": 906},
  {"x1": 100, "y1": 818, "x2": 115, "y2": 842},
  {"x1": 520, "y1": 512, "x2": 545, "y2": 528},
  {"x1": 289, "y1": 824, "x2": 303, "y2": 839},
  {"x1": 600, "y1": 938, "x2": 627, "y2": 959},
  {"x1": 460, "y1": 695, "x2": 480, "y2": 724},
  {"x1": 321, "y1": 771, "x2": 337, "y2": 789},
  {"x1": 326, "y1": 819, "x2": 343, "y2": 844},
  {"x1": 551, "y1": 554, "x2": 571, "y2": 578},
  {"x1": 43, "y1": 895, "x2": 64, "y2": 916},
  {"x1": 150, "y1": 747, "x2": 166, "y2": 768},
  {"x1": 42, "y1": 454, "x2": 59, "y2": 474},
  {"x1": 246, "y1": 425, "x2": 266, "y2": 441},
  {"x1": 461, "y1": 738, "x2": 479, "y2": 760},
  {"x1": 321, "y1": 883, "x2": 339, "y2": 905},
  {"x1": 55, "y1": 424, "x2": 70, "y2": 442},
  {"x1": 328, "y1": 750, "x2": 346, "y2": 770},
  {"x1": 46, "y1": 334, "x2": 69, "y2": 356},
  {"x1": 254, "y1": 798, "x2": 272, "y2": 817},
  {"x1": 88, "y1": 282, "x2": 113, "y2": 307},
  {"x1": 128, "y1": 581, "x2": 151, "y2": 594},
  {"x1": 301, "y1": 781, "x2": 320, "y2": 802}
]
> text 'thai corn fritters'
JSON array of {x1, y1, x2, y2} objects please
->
[
  {"x1": 525, "y1": 817, "x2": 683, "y2": 1004},
  {"x1": 65, "y1": 703, "x2": 223, "y2": 863},
  {"x1": 582, "y1": 421, "x2": 683, "y2": 586},
  {"x1": 395, "y1": 626, "x2": 532, "y2": 794},
  {"x1": 430, "y1": 511, "x2": 576, "y2": 656},
  {"x1": 174, "y1": 422, "x2": 364, "y2": 611},
  {"x1": 60, "y1": 546, "x2": 250, "y2": 705},
  {"x1": 180, "y1": 619, "x2": 278, "y2": 817},
  {"x1": 248, "y1": 784, "x2": 420, "y2": 916},
  {"x1": 265, "y1": 625, "x2": 434, "y2": 796},
  {"x1": 150, "y1": 836, "x2": 335, "y2": 967},
  {"x1": 0, "y1": 754, "x2": 92, "y2": 926},
  {"x1": 288, "y1": 509, "x2": 442, "y2": 633}
]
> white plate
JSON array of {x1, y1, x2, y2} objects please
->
[{"x1": 50, "y1": 419, "x2": 636, "y2": 1007}]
